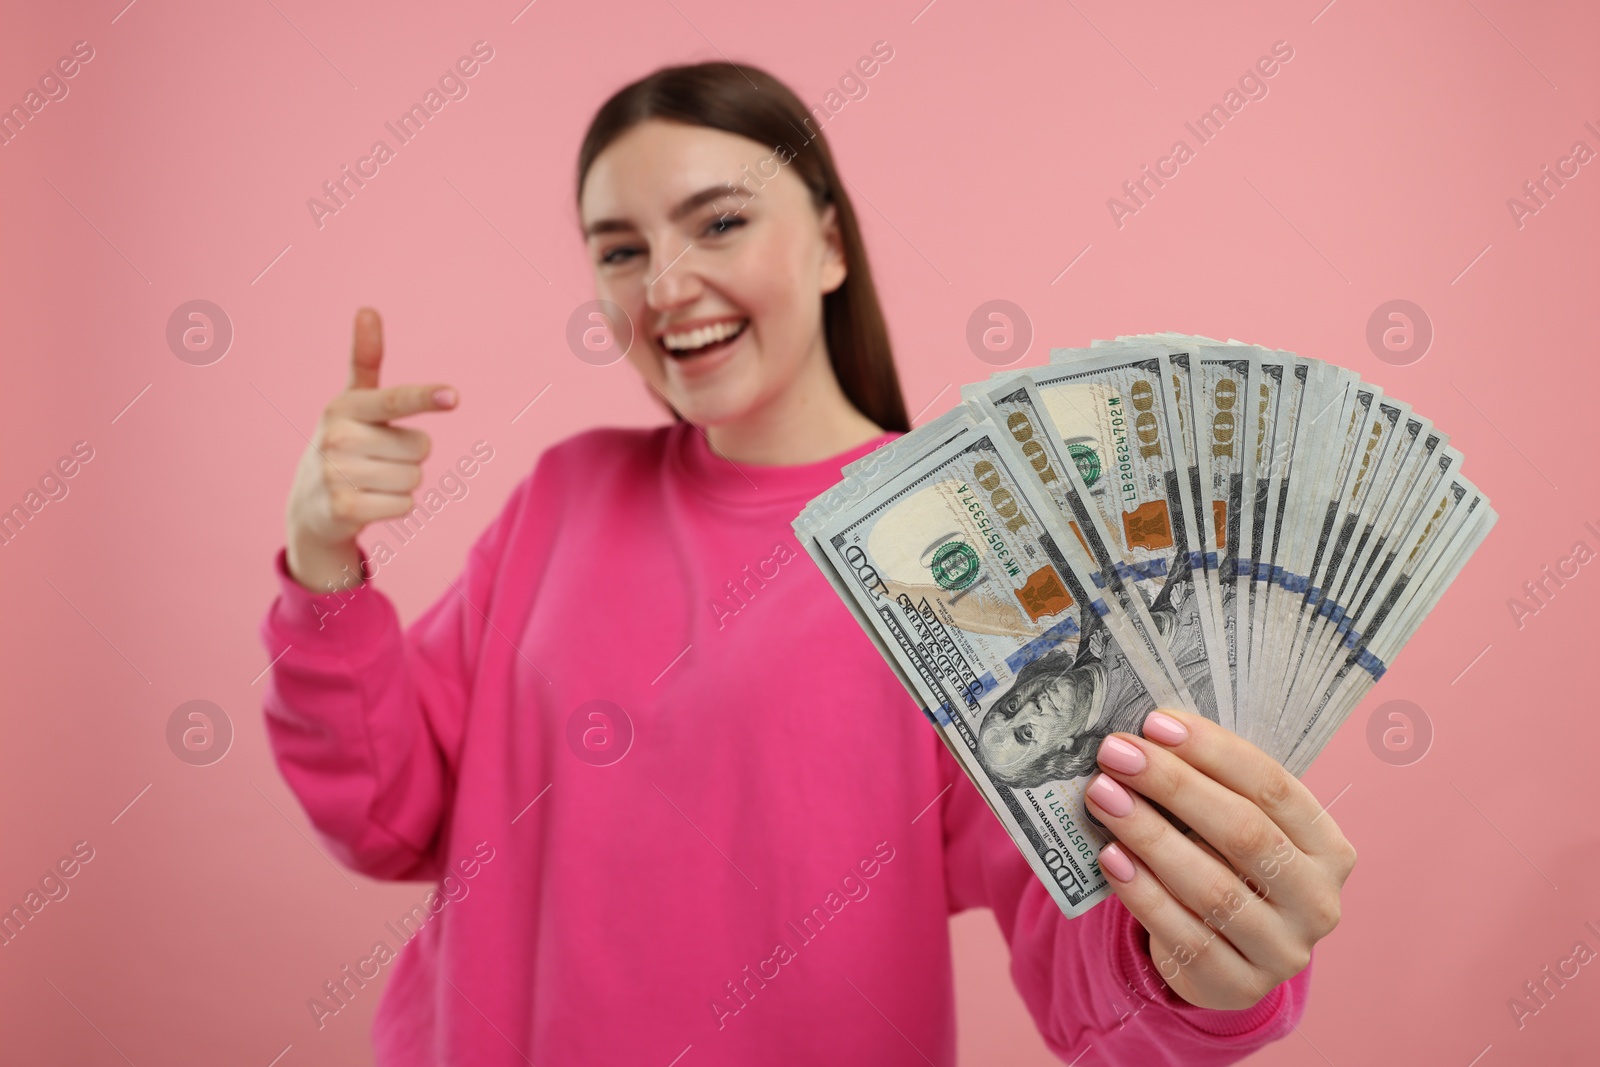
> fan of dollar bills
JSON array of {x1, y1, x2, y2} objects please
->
[{"x1": 793, "y1": 333, "x2": 1495, "y2": 917}]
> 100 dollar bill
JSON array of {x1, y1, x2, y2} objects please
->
[
  {"x1": 1038, "y1": 347, "x2": 1231, "y2": 730},
  {"x1": 804, "y1": 419, "x2": 1173, "y2": 916}
]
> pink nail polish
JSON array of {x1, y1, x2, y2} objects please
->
[
  {"x1": 1097, "y1": 736, "x2": 1146, "y2": 774},
  {"x1": 1144, "y1": 711, "x2": 1189, "y2": 746},
  {"x1": 1099, "y1": 843, "x2": 1136, "y2": 882},
  {"x1": 1087, "y1": 774, "x2": 1135, "y2": 818}
]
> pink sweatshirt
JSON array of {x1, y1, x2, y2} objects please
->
[{"x1": 259, "y1": 421, "x2": 1312, "y2": 1066}]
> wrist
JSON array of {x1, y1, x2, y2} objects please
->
[{"x1": 285, "y1": 534, "x2": 365, "y2": 596}]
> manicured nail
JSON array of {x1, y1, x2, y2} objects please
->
[
  {"x1": 1143, "y1": 711, "x2": 1189, "y2": 746},
  {"x1": 1099, "y1": 843, "x2": 1136, "y2": 882},
  {"x1": 1097, "y1": 736, "x2": 1146, "y2": 774},
  {"x1": 1087, "y1": 773, "x2": 1134, "y2": 818},
  {"x1": 433, "y1": 388, "x2": 457, "y2": 407}
]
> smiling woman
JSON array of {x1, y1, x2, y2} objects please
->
[
  {"x1": 575, "y1": 63, "x2": 908, "y2": 463},
  {"x1": 261, "y1": 59, "x2": 1315, "y2": 1067}
]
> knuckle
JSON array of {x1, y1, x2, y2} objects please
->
[
  {"x1": 1336, "y1": 839, "x2": 1358, "y2": 874},
  {"x1": 320, "y1": 427, "x2": 352, "y2": 454},
  {"x1": 1284, "y1": 943, "x2": 1313, "y2": 976},
  {"x1": 1117, "y1": 808, "x2": 1167, "y2": 853},
  {"x1": 1197, "y1": 872, "x2": 1247, "y2": 929},
  {"x1": 327, "y1": 489, "x2": 357, "y2": 523},
  {"x1": 381, "y1": 390, "x2": 405, "y2": 417},
  {"x1": 1256, "y1": 768, "x2": 1297, "y2": 817},
  {"x1": 1145, "y1": 753, "x2": 1185, "y2": 805},
  {"x1": 405, "y1": 429, "x2": 432, "y2": 462},
  {"x1": 1313, "y1": 895, "x2": 1342, "y2": 936},
  {"x1": 1221, "y1": 808, "x2": 1272, "y2": 860}
]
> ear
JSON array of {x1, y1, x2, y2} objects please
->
[{"x1": 818, "y1": 202, "x2": 847, "y2": 295}]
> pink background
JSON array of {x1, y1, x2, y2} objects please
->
[{"x1": 2, "y1": 0, "x2": 1596, "y2": 1063}]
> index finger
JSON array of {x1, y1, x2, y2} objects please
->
[
  {"x1": 348, "y1": 307, "x2": 383, "y2": 390},
  {"x1": 333, "y1": 383, "x2": 458, "y2": 423}
]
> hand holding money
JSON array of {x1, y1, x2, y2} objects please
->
[
  {"x1": 793, "y1": 332, "x2": 1491, "y2": 944},
  {"x1": 1082, "y1": 707, "x2": 1356, "y2": 1009}
]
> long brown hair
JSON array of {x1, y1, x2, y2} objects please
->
[{"x1": 576, "y1": 62, "x2": 910, "y2": 433}]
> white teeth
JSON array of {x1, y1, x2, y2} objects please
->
[{"x1": 662, "y1": 319, "x2": 745, "y2": 352}]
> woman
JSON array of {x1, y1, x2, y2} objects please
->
[{"x1": 261, "y1": 60, "x2": 1354, "y2": 1066}]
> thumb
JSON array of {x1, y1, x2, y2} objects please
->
[{"x1": 348, "y1": 307, "x2": 383, "y2": 390}]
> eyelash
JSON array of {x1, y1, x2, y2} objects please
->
[{"x1": 599, "y1": 215, "x2": 746, "y2": 266}]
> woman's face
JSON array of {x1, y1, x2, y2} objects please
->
[{"x1": 579, "y1": 119, "x2": 847, "y2": 428}]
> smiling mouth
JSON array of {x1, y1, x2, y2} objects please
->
[{"x1": 657, "y1": 318, "x2": 749, "y2": 361}]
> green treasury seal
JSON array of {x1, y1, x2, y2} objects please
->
[
  {"x1": 1067, "y1": 443, "x2": 1102, "y2": 487},
  {"x1": 930, "y1": 540, "x2": 981, "y2": 591}
]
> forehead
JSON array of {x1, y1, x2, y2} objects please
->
[
  {"x1": 579, "y1": 118, "x2": 802, "y2": 222},
  {"x1": 1011, "y1": 663, "x2": 1070, "y2": 703}
]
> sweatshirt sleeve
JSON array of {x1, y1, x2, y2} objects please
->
[
  {"x1": 940, "y1": 751, "x2": 1312, "y2": 1066},
  {"x1": 256, "y1": 464, "x2": 539, "y2": 884}
]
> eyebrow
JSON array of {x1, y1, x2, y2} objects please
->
[{"x1": 582, "y1": 183, "x2": 746, "y2": 239}]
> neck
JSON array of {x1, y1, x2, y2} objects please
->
[
  {"x1": 1078, "y1": 663, "x2": 1108, "y2": 733},
  {"x1": 704, "y1": 342, "x2": 885, "y2": 466}
]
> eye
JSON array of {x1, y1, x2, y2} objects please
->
[
  {"x1": 599, "y1": 245, "x2": 641, "y2": 266},
  {"x1": 1014, "y1": 723, "x2": 1035, "y2": 744},
  {"x1": 704, "y1": 214, "x2": 745, "y2": 237}
]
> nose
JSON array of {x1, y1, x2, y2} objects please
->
[{"x1": 644, "y1": 240, "x2": 702, "y2": 314}]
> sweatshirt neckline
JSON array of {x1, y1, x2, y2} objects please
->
[{"x1": 670, "y1": 420, "x2": 901, "y2": 507}]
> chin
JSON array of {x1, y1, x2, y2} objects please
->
[{"x1": 659, "y1": 377, "x2": 766, "y2": 429}]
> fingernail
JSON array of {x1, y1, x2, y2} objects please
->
[
  {"x1": 1097, "y1": 736, "x2": 1146, "y2": 774},
  {"x1": 1087, "y1": 773, "x2": 1134, "y2": 818},
  {"x1": 1143, "y1": 711, "x2": 1189, "y2": 746},
  {"x1": 1099, "y1": 843, "x2": 1136, "y2": 882},
  {"x1": 433, "y1": 388, "x2": 457, "y2": 407}
]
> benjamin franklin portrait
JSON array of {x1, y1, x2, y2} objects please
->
[{"x1": 975, "y1": 566, "x2": 1216, "y2": 791}]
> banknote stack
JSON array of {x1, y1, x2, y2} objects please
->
[{"x1": 793, "y1": 333, "x2": 1495, "y2": 917}]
